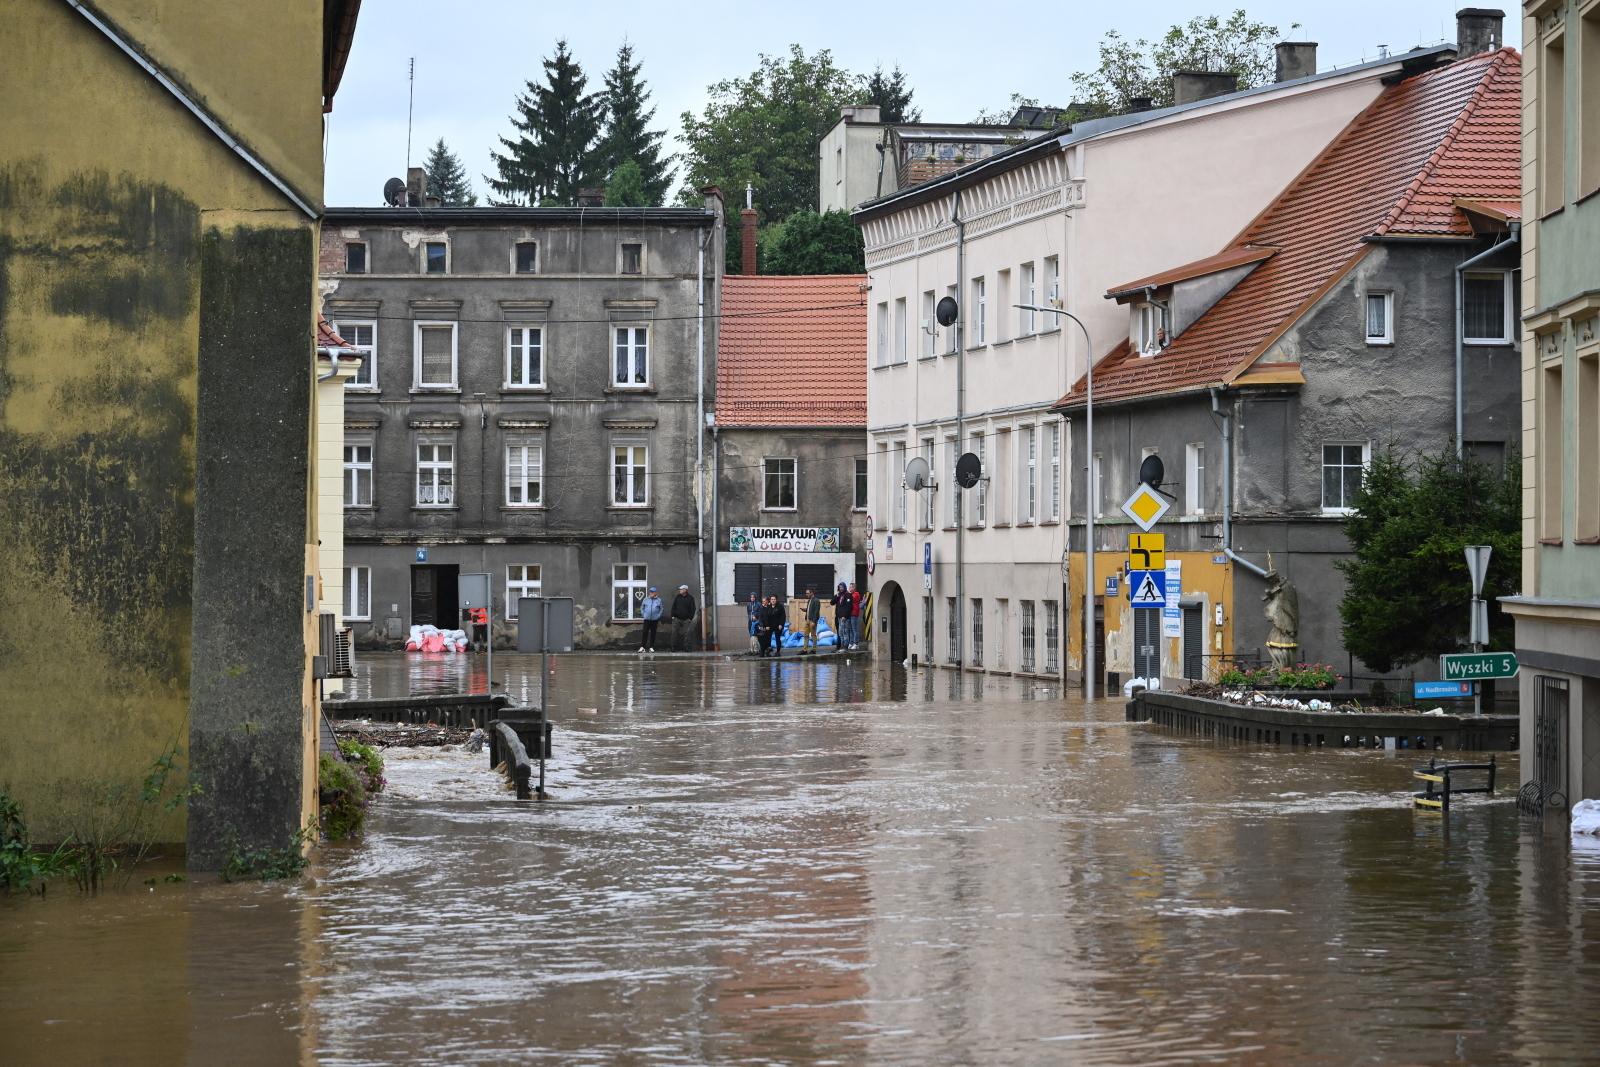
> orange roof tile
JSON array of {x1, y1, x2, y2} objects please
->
[
  {"x1": 1060, "y1": 49, "x2": 1521, "y2": 409},
  {"x1": 317, "y1": 317, "x2": 355, "y2": 351},
  {"x1": 1106, "y1": 246, "x2": 1278, "y2": 302},
  {"x1": 717, "y1": 275, "x2": 868, "y2": 427}
]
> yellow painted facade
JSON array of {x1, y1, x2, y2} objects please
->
[{"x1": 0, "y1": 0, "x2": 341, "y2": 855}]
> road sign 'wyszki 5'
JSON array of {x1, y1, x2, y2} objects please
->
[{"x1": 1439, "y1": 652, "x2": 1518, "y2": 680}]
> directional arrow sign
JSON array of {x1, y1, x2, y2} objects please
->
[{"x1": 1440, "y1": 652, "x2": 1518, "y2": 680}]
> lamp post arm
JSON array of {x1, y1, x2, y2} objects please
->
[{"x1": 1014, "y1": 303, "x2": 1096, "y2": 701}]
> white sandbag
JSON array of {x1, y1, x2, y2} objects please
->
[{"x1": 1572, "y1": 798, "x2": 1600, "y2": 837}]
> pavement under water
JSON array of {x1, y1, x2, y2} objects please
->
[{"x1": 5, "y1": 653, "x2": 1600, "y2": 1066}]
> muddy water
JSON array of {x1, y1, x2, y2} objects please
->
[{"x1": 5, "y1": 654, "x2": 1600, "y2": 1067}]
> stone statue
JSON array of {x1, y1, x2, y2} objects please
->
[{"x1": 1261, "y1": 554, "x2": 1300, "y2": 671}]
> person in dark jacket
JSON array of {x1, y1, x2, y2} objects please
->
[
  {"x1": 669, "y1": 585, "x2": 697, "y2": 651},
  {"x1": 758, "y1": 596, "x2": 786, "y2": 656},
  {"x1": 745, "y1": 591, "x2": 762, "y2": 654}
]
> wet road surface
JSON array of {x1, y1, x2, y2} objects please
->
[{"x1": 5, "y1": 653, "x2": 1600, "y2": 1066}]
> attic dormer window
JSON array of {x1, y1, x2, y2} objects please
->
[{"x1": 1134, "y1": 302, "x2": 1167, "y2": 356}]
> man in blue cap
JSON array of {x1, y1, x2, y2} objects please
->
[{"x1": 639, "y1": 587, "x2": 663, "y2": 652}]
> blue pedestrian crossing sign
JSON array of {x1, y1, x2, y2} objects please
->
[{"x1": 1128, "y1": 570, "x2": 1166, "y2": 603}]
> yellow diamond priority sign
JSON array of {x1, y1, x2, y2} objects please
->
[{"x1": 1120, "y1": 484, "x2": 1171, "y2": 532}]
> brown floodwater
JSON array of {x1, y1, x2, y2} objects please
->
[{"x1": 5, "y1": 653, "x2": 1599, "y2": 1067}]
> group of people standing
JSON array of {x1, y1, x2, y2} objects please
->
[
  {"x1": 638, "y1": 585, "x2": 698, "y2": 653},
  {"x1": 746, "y1": 582, "x2": 864, "y2": 657}
]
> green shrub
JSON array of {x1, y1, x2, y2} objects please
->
[
  {"x1": 319, "y1": 753, "x2": 368, "y2": 841},
  {"x1": 219, "y1": 822, "x2": 314, "y2": 883},
  {"x1": 336, "y1": 739, "x2": 386, "y2": 795}
]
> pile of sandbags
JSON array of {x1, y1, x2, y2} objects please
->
[{"x1": 405, "y1": 624, "x2": 468, "y2": 652}]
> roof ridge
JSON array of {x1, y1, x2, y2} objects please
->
[{"x1": 1374, "y1": 49, "x2": 1509, "y2": 237}]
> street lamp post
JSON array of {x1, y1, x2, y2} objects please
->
[{"x1": 1016, "y1": 304, "x2": 1096, "y2": 701}]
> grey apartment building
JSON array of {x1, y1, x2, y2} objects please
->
[{"x1": 320, "y1": 198, "x2": 723, "y2": 649}]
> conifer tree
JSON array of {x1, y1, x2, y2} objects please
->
[
  {"x1": 598, "y1": 43, "x2": 675, "y2": 205},
  {"x1": 487, "y1": 40, "x2": 607, "y2": 206},
  {"x1": 423, "y1": 138, "x2": 477, "y2": 206},
  {"x1": 864, "y1": 64, "x2": 920, "y2": 123}
]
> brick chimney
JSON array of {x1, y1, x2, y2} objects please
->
[
  {"x1": 1456, "y1": 8, "x2": 1504, "y2": 58},
  {"x1": 1172, "y1": 71, "x2": 1239, "y2": 106},
  {"x1": 740, "y1": 208, "x2": 758, "y2": 275},
  {"x1": 1275, "y1": 42, "x2": 1318, "y2": 83},
  {"x1": 406, "y1": 166, "x2": 425, "y2": 207}
]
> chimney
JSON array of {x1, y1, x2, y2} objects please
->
[
  {"x1": 1172, "y1": 71, "x2": 1239, "y2": 106},
  {"x1": 406, "y1": 166, "x2": 425, "y2": 207},
  {"x1": 1456, "y1": 8, "x2": 1504, "y2": 58},
  {"x1": 1127, "y1": 97, "x2": 1154, "y2": 113},
  {"x1": 841, "y1": 104, "x2": 882, "y2": 124},
  {"x1": 1275, "y1": 42, "x2": 1318, "y2": 82},
  {"x1": 577, "y1": 188, "x2": 605, "y2": 207},
  {"x1": 740, "y1": 208, "x2": 758, "y2": 275}
]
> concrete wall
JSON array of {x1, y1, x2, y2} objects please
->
[
  {"x1": 323, "y1": 209, "x2": 719, "y2": 650},
  {"x1": 0, "y1": 0, "x2": 327, "y2": 857}
]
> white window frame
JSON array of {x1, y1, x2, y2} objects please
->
[
  {"x1": 506, "y1": 565, "x2": 542, "y2": 618},
  {"x1": 513, "y1": 240, "x2": 538, "y2": 274},
  {"x1": 505, "y1": 326, "x2": 544, "y2": 388},
  {"x1": 763, "y1": 457, "x2": 797, "y2": 511},
  {"x1": 613, "y1": 325, "x2": 650, "y2": 388},
  {"x1": 1463, "y1": 271, "x2": 1513, "y2": 344},
  {"x1": 333, "y1": 320, "x2": 377, "y2": 390},
  {"x1": 612, "y1": 440, "x2": 649, "y2": 507},
  {"x1": 894, "y1": 297, "x2": 908, "y2": 364},
  {"x1": 506, "y1": 437, "x2": 543, "y2": 507},
  {"x1": 945, "y1": 435, "x2": 960, "y2": 528},
  {"x1": 920, "y1": 437, "x2": 936, "y2": 530},
  {"x1": 1043, "y1": 257, "x2": 1061, "y2": 323},
  {"x1": 972, "y1": 430, "x2": 987, "y2": 526},
  {"x1": 1135, "y1": 303, "x2": 1163, "y2": 356},
  {"x1": 1020, "y1": 263, "x2": 1036, "y2": 335},
  {"x1": 921, "y1": 291, "x2": 937, "y2": 358},
  {"x1": 1092, "y1": 452, "x2": 1104, "y2": 518},
  {"x1": 413, "y1": 321, "x2": 458, "y2": 390},
  {"x1": 1321, "y1": 441, "x2": 1371, "y2": 514},
  {"x1": 612, "y1": 563, "x2": 649, "y2": 620},
  {"x1": 415, "y1": 436, "x2": 455, "y2": 507},
  {"x1": 343, "y1": 434, "x2": 374, "y2": 507},
  {"x1": 1048, "y1": 422, "x2": 1061, "y2": 521},
  {"x1": 944, "y1": 285, "x2": 958, "y2": 354},
  {"x1": 1365, "y1": 291, "x2": 1394, "y2": 345},
  {"x1": 892, "y1": 441, "x2": 908, "y2": 531},
  {"x1": 973, "y1": 276, "x2": 987, "y2": 345},
  {"x1": 342, "y1": 565, "x2": 370, "y2": 620},
  {"x1": 876, "y1": 302, "x2": 889, "y2": 367},
  {"x1": 423, "y1": 240, "x2": 449, "y2": 274},
  {"x1": 344, "y1": 241, "x2": 368, "y2": 275},
  {"x1": 1020, "y1": 425, "x2": 1037, "y2": 524},
  {"x1": 1185, "y1": 443, "x2": 1206, "y2": 515},
  {"x1": 854, "y1": 457, "x2": 868, "y2": 511}
]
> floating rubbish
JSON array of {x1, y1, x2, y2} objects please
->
[{"x1": 577, "y1": 707, "x2": 598, "y2": 715}]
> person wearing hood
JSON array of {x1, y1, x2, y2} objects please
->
[
  {"x1": 639, "y1": 587, "x2": 663, "y2": 652},
  {"x1": 669, "y1": 585, "x2": 697, "y2": 651}
]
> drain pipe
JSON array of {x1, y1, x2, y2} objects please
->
[
  {"x1": 697, "y1": 227, "x2": 709, "y2": 650},
  {"x1": 1211, "y1": 388, "x2": 1270, "y2": 579},
  {"x1": 1454, "y1": 222, "x2": 1519, "y2": 456},
  {"x1": 953, "y1": 188, "x2": 966, "y2": 666}
]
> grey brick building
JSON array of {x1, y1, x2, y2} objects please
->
[{"x1": 320, "y1": 196, "x2": 724, "y2": 650}]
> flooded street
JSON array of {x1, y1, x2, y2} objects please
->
[{"x1": 6, "y1": 654, "x2": 1600, "y2": 1066}]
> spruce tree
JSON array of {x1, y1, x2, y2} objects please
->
[
  {"x1": 598, "y1": 43, "x2": 675, "y2": 206},
  {"x1": 864, "y1": 64, "x2": 920, "y2": 123},
  {"x1": 423, "y1": 138, "x2": 477, "y2": 206},
  {"x1": 487, "y1": 40, "x2": 607, "y2": 206}
]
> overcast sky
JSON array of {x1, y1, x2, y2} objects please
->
[{"x1": 324, "y1": 1, "x2": 1519, "y2": 207}]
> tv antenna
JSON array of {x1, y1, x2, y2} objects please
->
[{"x1": 405, "y1": 58, "x2": 415, "y2": 173}]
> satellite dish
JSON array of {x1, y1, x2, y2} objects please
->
[
  {"x1": 383, "y1": 177, "x2": 406, "y2": 206},
  {"x1": 955, "y1": 452, "x2": 982, "y2": 489},
  {"x1": 1139, "y1": 454, "x2": 1165, "y2": 489},
  {"x1": 935, "y1": 296, "x2": 958, "y2": 327},
  {"x1": 904, "y1": 456, "x2": 933, "y2": 491}
]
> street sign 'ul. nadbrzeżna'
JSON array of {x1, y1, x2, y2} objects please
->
[{"x1": 1439, "y1": 652, "x2": 1519, "y2": 680}]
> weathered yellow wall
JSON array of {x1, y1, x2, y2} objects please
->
[
  {"x1": 1066, "y1": 550, "x2": 1236, "y2": 684},
  {"x1": 0, "y1": 0, "x2": 324, "y2": 845}
]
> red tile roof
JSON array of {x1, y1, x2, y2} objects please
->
[
  {"x1": 1106, "y1": 246, "x2": 1278, "y2": 302},
  {"x1": 717, "y1": 275, "x2": 868, "y2": 427},
  {"x1": 1060, "y1": 49, "x2": 1521, "y2": 409},
  {"x1": 317, "y1": 317, "x2": 355, "y2": 351}
]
